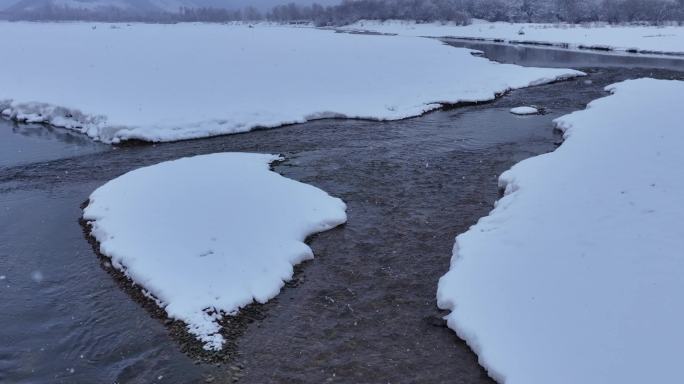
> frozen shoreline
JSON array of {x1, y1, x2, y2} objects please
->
[
  {"x1": 343, "y1": 20, "x2": 684, "y2": 57},
  {"x1": 438, "y1": 78, "x2": 684, "y2": 383},
  {"x1": 0, "y1": 22, "x2": 582, "y2": 144}
]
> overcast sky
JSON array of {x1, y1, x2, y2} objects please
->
[{"x1": 0, "y1": 0, "x2": 342, "y2": 11}]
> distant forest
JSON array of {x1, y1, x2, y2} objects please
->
[{"x1": 2, "y1": 0, "x2": 684, "y2": 25}]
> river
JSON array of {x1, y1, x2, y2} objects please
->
[{"x1": 0, "y1": 42, "x2": 682, "y2": 383}]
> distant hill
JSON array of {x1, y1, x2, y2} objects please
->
[
  {"x1": 0, "y1": 0, "x2": 340, "y2": 13},
  {"x1": 0, "y1": 0, "x2": 341, "y2": 20},
  {"x1": 195, "y1": 0, "x2": 339, "y2": 11},
  {"x1": 4, "y1": 0, "x2": 188, "y2": 14}
]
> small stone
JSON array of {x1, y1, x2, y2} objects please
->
[{"x1": 424, "y1": 315, "x2": 447, "y2": 328}]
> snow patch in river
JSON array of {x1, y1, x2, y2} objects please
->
[
  {"x1": 83, "y1": 153, "x2": 347, "y2": 350},
  {"x1": 509, "y1": 106, "x2": 539, "y2": 115}
]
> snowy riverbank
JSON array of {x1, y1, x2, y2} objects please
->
[
  {"x1": 437, "y1": 78, "x2": 684, "y2": 383},
  {"x1": 344, "y1": 20, "x2": 684, "y2": 56},
  {"x1": 0, "y1": 22, "x2": 581, "y2": 143},
  {"x1": 83, "y1": 153, "x2": 347, "y2": 350}
]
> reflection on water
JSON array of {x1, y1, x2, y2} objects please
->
[
  {"x1": 443, "y1": 38, "x2": 684, "y2": 71},
  {"x1": 11, "y1": 122, "x2": 91, "y2": 143},
  {"x1": 0, "y1": 119, "x2": 108, "y2": 168}
]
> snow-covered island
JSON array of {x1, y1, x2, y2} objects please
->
[
  {"x1": 509, "y1": 106, "x2": 539, "y2": 115},
  {"x1": 83, "y1": 153, "x2": 347, "y2": 350},
  {"x1": 344, "y1": 20, "x2": 684, "y2": 56},
  {"x1": 437, "y1": 78, "x2": 684, "y2": 383},
  {"x1": 0, "y1": 22, "x2": 582, "y2": 144}
]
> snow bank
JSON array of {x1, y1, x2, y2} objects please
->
[
  {"x1": 437, "y1": 78, "x2": 684, "y2": 383},
  {"x1": 509, "y1": 106, "x2": 538, "y2": 115},
  {"x1": 0, "y1": 22, "x2": 582, "y2": 143},
  {"x1": 83, "y1": 153, "x2": 347, "y2": 350},
  {"x1": 344, "y1": 20, "x2": 684, "y2": 56}
]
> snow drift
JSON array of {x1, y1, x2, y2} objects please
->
[
  {"x1": 0, "y1": 22, "x2": 582, "y2": 143},
  {"x1": 83, "y1": 153, "x2": 347, "y2": 350},
  {"x1": 437, "y1": 78, "x2": 684, "y2": 383}
]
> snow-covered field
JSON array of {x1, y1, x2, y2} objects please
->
[
  {"x1": 0, "y1": 22, "x2": 581, "y2": 143},
  {"x1": 437, "y1": 78, "x2": 684, "y2": 383},
  {"x1": 83, "y1": 153, "x2": 347, "y2": 350},
  {"x1": 345, "y1": 20, "x2": 684, "y2": 56}
]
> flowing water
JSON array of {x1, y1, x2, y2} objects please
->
[{"x1": 0, "y1": 42, "x2": 682, "y2": 383}]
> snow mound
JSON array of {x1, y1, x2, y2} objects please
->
[
  {"x1": 83, "y1": 153, "x2": 347, "y2": 350},
  {"x1": 437, "y1": 78, "x2": 684, "y2": 383},
  {"x1": 509, "y1": 106, "x2": 539, "y2": 115},
  {"x1": 0, "y1": 22, "x2": 583, "y2": 144}
]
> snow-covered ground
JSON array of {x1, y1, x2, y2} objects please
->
[
  {"x1": 437, "y1": 78, "x2": 684, "y2": 383},
  {"x1": 0, "y1": 22, "x2": 582, "y2": 143},
  {"x1": 83, "y1": 153, "x2": 347, "y2": 350},
  {"x1": 344, "y1": 20, "x2": 684, "y2": 56}
]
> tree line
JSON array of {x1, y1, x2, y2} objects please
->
[
  {"x1": 2, "y1": 0, "x2": 683, "y2": 25},
  {"x1": 270, "y1": 0, "x2": 684, "y2": 25}
]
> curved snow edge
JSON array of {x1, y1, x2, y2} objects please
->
[
  {"x1": 434, "y1": 80, "x2": 642, "y2": 383},
  {"x1": 83, "y1": 153, "x2": 348, "y2": 350},
  {"x1": 0, "y1": 70, "x2": 583, "y2": 144}
]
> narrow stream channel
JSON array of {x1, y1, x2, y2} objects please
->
[{"x1": 0, "y1": 42, "x2": 682, "y2": 383}]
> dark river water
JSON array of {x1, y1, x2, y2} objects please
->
[
  {"x1": 0, "y1": 42, "x2": 682, "y2": 384},
  {"x1": 443, "y1": 38, "x2": 684, "y2": 71}
]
